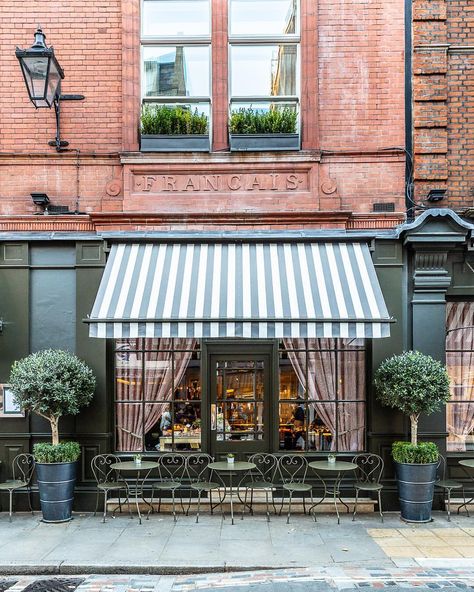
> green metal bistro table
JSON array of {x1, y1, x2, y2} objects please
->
[
  {"x1": 458, "y1": 459, "x2": 474, "y2": 516},
  {"x1": 309, "y1": 460, "x2": 358, "y2": 524},
  {"x1": 110, "y1": 460, "x2": 158, "y2": 525},
  {"x1": 208, "y1": 461, "x2": 256, "y2": 525}
]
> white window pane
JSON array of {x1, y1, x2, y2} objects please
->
[
  {"x1": 231, "y1": 45, "x2": 297, "y2": 97},
  {"x1": 143, "y1": 0, "x2": 210, "y2": 37},
  {"x1": 143, "y1": 46, "x2": 210, "y2": 97},
  {"x1": 230, "y1": 0, "x2": 298, "y2": 36}
]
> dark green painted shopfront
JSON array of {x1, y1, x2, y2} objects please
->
[{"x1": 0, "y1": 209, "x2": 473, "y2": 510}]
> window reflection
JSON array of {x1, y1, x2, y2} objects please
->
[
  {"x1": 142, "y1": 0, "x2": 210, "y2": 37},
  {"x1": 230, "y1": 45, "x2": 297, "y2": 97},
  {"x1": 230, "y1": 0, "x2": 298, "y2": 36},
  {"x1": 115, "y1": 339, "x2": 201, "y2": 452},
  {"x1": 143, "y1": 46, "x2": 210, "y2": 97},
  {"x1": 278, "y1": 339, "x2": 366, "y2": 452}
]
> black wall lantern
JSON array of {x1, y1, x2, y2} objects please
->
[{"x1": 15, "y1": 28, "x2": 84, "y2": 151}]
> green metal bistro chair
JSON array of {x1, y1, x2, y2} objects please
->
[
  {"x1": 278, "y1": 454, "x2": 315, "y2": 524},
  {"x1": 351, "y1": 453, "x2": 384, "y2": 522},
  {"x1": 240, "y1": 453, "x2": 279, "y2": 521},
  {"x1": 148, "y1": 453, "x2": 187, "y2": 522},
  {"x1": 185, "y1": 453, "x2": 222, "y2": 523},
  {"x1": 0, "y1": 453, "x2": 35, "y2": 522},
  {"x1": 436, "y1": 454, "x2": 468, "y2": 521},
  {"x1": 91, "y1": 454, "x2": 131, "y2": 523}
]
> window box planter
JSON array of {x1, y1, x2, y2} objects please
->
[
  {"x1": 140, "y1": 134, "x2": 210, "y2": 152},
  {"x1": 229, "y1": 133, "x2": 299, "y2": 152}
]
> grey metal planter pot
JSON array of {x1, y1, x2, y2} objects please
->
[
  {"x1": 229, "y1": 133, "x2": 300, "y2": 151},
  {"x1": 140, "y1": 134, "x2": 210, "y2": 152},
  {"x1": 395, "y1": 461, "x2": 438, "y2": 523},
  {"x1": 36, "y1": 461, "x2": 78, "y2": 523}
]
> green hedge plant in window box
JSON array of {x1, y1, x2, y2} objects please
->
[
  {"x1": 9, "y1": 349, "x2": 96, "y2": 523},
  {"x1": 140, "y1": 104, "x2": 210, "y2": 152},
  {"x1": 229, "y1": 106, "x2": 299, "y2": 151},
  {"x1": 374, "y1": 351, "x2": 450, "y2": 523}
]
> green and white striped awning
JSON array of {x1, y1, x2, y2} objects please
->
[{"x1": 88, "y1": 242, "x2": 391, "y2": 339}]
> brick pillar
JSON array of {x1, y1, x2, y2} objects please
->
[
  {"x1": 412, "y1": 0, "x2": 448, "y2": 204},
  {"x1": 212, "y1": 0, "x2": 229, "y2": 151},
  {"x1": 300, "y1": 0, "x2": 318, "y2": 149}
]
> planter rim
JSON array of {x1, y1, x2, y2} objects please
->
[
  {"x1": 229, "y1": 133, "x2": 299, "y2": 137},
  {"x1": 35, "y1": 460, "x2": 79, "y2": 466},
  {"x1": 140, "y1": 133, "x2": 209, "y2": 138},
  {"x1": 394, "y1": 461, "x2": 439, "y2": 466}
]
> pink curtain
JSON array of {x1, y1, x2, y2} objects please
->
[
  {"x1": 283, "y1": 338, "x2": 366, "y2": 452},
  {"x1": 446, "y1": 302, "x2": 474, "y2": 452},
  {"x1": 116, "y1": 338, "x2": 196, "y2": 451}
]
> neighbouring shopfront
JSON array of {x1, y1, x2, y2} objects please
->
[{"x1": 0, "y1": 209, "x2": 473, "y2": 511}]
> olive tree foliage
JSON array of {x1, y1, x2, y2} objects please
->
[
  {"x1": 9, "y1": 349, "x2": 96, "y2": 446},
  {"x1": 374, "y1": 350, "x2": 450, "y2": 446}
]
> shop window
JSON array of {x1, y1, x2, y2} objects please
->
[
  {"x1": 140, "y1": 0, "x2": 211, "y2": 130},
  {"x1": 446, "y1": 301, "x2": 474, "y2": 452},
  {"x1": 229, "y1": 0, "x2": 300, "y2": 131},
  {"x1": 115, "y1": 338, "x2": 201, "y2": 452},
  {"x1": 278, "y1": 338, "x2": 366, "y2": 452}
]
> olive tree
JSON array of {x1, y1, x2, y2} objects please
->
[
  {"x1": 374, "y1": 350, "x2": 450, "y2": 446},
  {"x1": 9, "y1": 349, "x2": 96, "y2": 446}
]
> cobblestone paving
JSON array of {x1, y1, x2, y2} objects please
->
[{"x1": 1, "y1": 568, "x2": 474, "y2": 592}]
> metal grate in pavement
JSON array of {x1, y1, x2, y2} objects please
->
[
  {"x1": 22, "y1": 579, "x2": 84, "y2": 592},
  {"x1": 0, "y1": 581, "x2": 17, "y2": 592}
]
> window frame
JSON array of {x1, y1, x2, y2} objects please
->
[
  {"x1": 277, "y1": 339, "x2": 367, "y2": 453},
  {"x1": 228, "y1": 0, "x2": 301, "y2": 129},
  {"x1": 140, "y1": 0, "x2": 212, "y2": 126}
]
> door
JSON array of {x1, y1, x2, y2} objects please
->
[{"x1": 208, "y1": 344, "x2": 273, "y2": 457}]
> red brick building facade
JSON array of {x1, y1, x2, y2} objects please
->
[
  {"x1": 0, "y1": 0, "x2": 406, "y2": 232},
  {"x1": 413, "y1": 0, "x2": 474, "y2": 211}
]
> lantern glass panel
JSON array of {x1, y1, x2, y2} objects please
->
[
  {"x1": 21, "y1": 56, "x2": 49, "y2": 104},
  {"x1": 46, "y1": 58, "x2": 62, "y2": 106}
]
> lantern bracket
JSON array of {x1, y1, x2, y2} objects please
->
[{"x1": 48, "y1": 92, "x2": 85, "y2": 152}]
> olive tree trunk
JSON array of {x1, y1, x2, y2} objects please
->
[
  {"x1": 410, "y1": 414, "x2": 419, "y2": 446},
  {"x1": 50, "y1": 416, "x2": 60, "y2": 446}
]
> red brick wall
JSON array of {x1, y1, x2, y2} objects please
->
[
  {"x1": 413, "y1": 0, "x2": 474, "y2": 210},
  {"x1": 0, "y1": 0, "x2": 406, "y2": 228}
]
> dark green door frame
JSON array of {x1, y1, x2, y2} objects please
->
[{"x1": 202, "y1": 340, "x2": 277, "y2": 458}]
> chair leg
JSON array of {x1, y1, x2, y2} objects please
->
[
  {"x1": 287, "y1": 492, "x2": 293, "y2": 525},
  {"x1": 310, "y1": 491, "x2": 317, "y2": 523},
  {"x1": 302, "y1": 494, "x2": 307, "y2": 515},
  {"x1": 265, "y1": 490, "x2": 270, "y2": 522},
  {"x1": 117, "y1": 490, "x2": 123, "y2": 514},
  {"x1": 352, "y1": 488, "x2": 359, "y2": 522},
  {"x1": 377, "y1": 490, "x2": 384, "y2": 523},
  {"x1": 102, "y1": 490, "x2": 108, "y2": 523},
  {"x1": 27, "y1": 486, "x2": 34, "y2": 515},
  {"x1": 172, "y1": 491, "x2": 177, "y2": 522},
  {"x1": 446, "y1": 488, "x2": 451, "y2": 522},
  {"x1": 196, "y1": 491, "x2": 202, "y2": 524},
  {"x1": 241, "y1": 488, "x2": 248, "y2": 521},
  {"x1": 209, "y1": 489, "x2": 214, "y2": 515},
  {"x1": 94, "y1": 490, "x2": 100, "y2": 517},
  {"x1": 9, "y1": 490, "x2": 13, "y2": 523}
]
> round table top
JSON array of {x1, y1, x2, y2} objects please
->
[
  {"x1": 309, "y1": 460, "x2": 358, "y2": 472},
  {"x1": 208, "y1": 461, "x2": 256, "y2": 472},
  {"x1": 459, "y1": 459, "x2": 474, "y2": 469},
  {"x1": 110, "y1": 460, "x2": 159, "y2": 471}
]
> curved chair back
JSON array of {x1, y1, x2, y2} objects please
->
[
  {"x1": 248, "y1": 453, "x2": 279, "y2": 484},
  {"x1": 278, "y1": 454, "x2": 309, "y2": 485},
  {"x1": 186, "y1": 453, "x2": 214, "y2": 483},
  {"x1": 91, "y1": 454, "x2": 122, "y2": 485},
  {"x1": 436, "y1": 454, "x2": 447, "y2": 481},
  {"x1": 158, "y1": 453, "x2": 187, "y2": 482},
  {"x1": 352, "y1": 453, "x2": 384, "y2": 485},
  {"x1": 12, "y1": 453, "x2": 35, "y2": 485}
]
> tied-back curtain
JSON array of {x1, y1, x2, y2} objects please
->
[
  {"x1": 336, "y1": 347, "x2": 366, "y2": 451},
  {"x1": 116, "y1": 338, "x2": 196, "y2": 451},
  {"x1": 446, "y1": 301, "x2": 474, "y2": 452},
  {"x1": 283, "y1": 338, "x2": 337, "y2": 451},
  {"x1": 283, "y1": 338, "x2": 366, "y2": 451}
]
